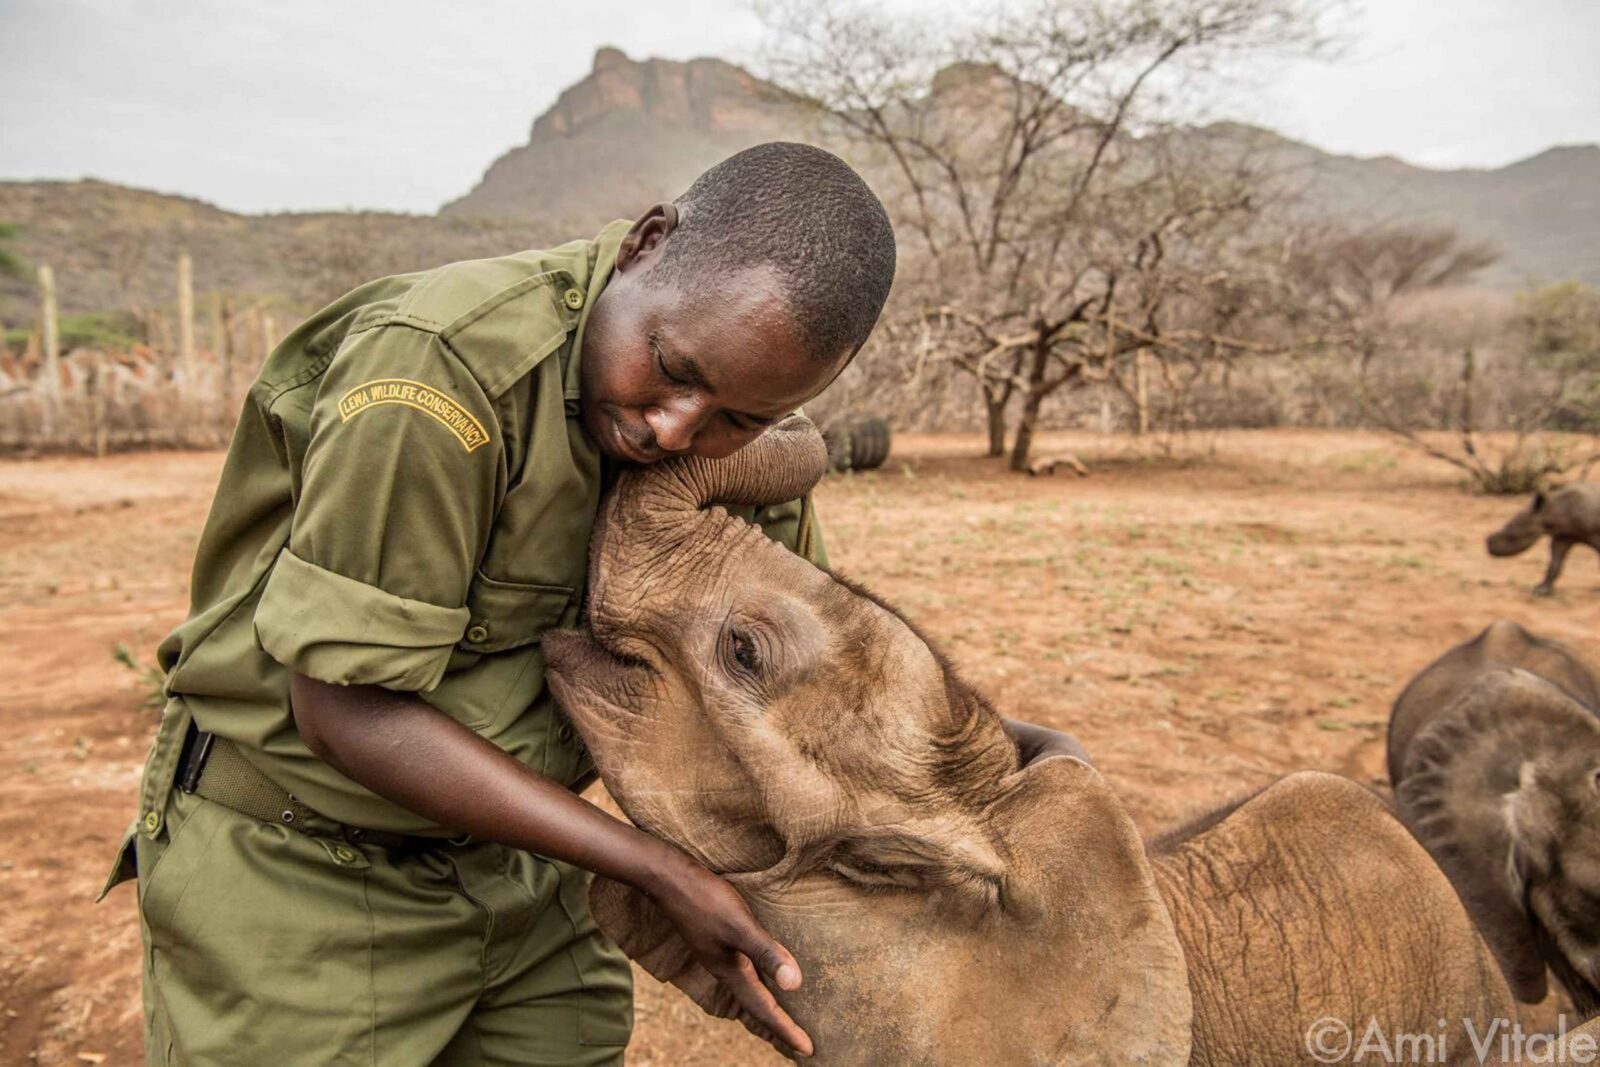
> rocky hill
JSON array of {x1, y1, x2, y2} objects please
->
[
  {"x1": 1195, "y1": 123, "x2": 1600, "y2": 289},
  {"x1": 0, "y1": 180, "x2": 565, "y2": 326},
  {"x1": 440, "y1": 47, "x2": 810, "y2": 225},
  {"x1": 3, "y1": 47, "x2": 1596, "y2": 329},
  {"x1": 447, "y1": 49, "x2": 1599, "y2": 289}
]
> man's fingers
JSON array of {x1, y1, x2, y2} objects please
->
[
  {"x1": 722, "y1": 955, "x2": 813, "y2": 1057},
  {"x1": 751, "y1": 938, "x2": 803, "y2": 991},
  {"x1": 737, "y1": 1011, "x2": 779, "y2": 1048}
]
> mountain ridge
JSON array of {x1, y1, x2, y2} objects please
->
[
  {"x1": 2, "y1": 47, "x2": 1595, "y2": 326},
  {"x1": 442, "y1": 49, "x2": 1599, "y2": 289}
]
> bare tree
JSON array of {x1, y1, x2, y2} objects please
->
[
  {"x1": 760, "y1": 0, "x2": 1331, "y2": 469},
  {"x1": 1288, "y1": 223, "x2": 1600, "y2": 491},
  {"x1": 1519, "y1": 281, "x2": 1600, "y2": 433}
]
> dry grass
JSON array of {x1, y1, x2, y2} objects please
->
[{"x1": 0, "y1": 429, "x2": 1592, "y2": 1064}]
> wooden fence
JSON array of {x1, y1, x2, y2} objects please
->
[{"x1": 1, "y1": 254, "x2": 282, "y2": 453}]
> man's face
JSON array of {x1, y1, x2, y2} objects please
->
[{"x1": 579, "y1": 216, "x2": 844, "y2": 464}]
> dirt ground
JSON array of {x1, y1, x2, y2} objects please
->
[{"x1": 1, "y1": 429, "x2": 1594, "y2": 1065}]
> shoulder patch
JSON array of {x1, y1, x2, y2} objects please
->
[{"x1": 337, "y1": 378, "x2": 491, "y2": 453}]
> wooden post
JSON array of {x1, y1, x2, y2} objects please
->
[
  {"x1": 209, "y1": 291, "x2": 225, "y2": 357},
  {"x1": 260, "y1": 311, "x2": 278, "y2": 361},
  {"x1": 176, "y1": 252, "x2": 195, "y2": 392},
  {"x1": 38, "y1": 264, "x2": 61, "y2": 441},
  {"x1": 1134, "y1": 350, "x2": 1150, "y2": 436},
  {"x1": 89, "y1": 352, "x2": 109, "y2": 458},
  {"x1": 214, "y1": 294, "x2": 234, "y2": 408},
  {"x1": 148, "y1": 309, "x2": 170, "y2": 375}
]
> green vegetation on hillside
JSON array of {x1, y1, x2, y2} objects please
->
[
  {"x1": 0, "y1": 222, "x2": 27, "y2": 279},
  {"x1": 3, "y1": 309, "x2": 144, "y2": 350}
]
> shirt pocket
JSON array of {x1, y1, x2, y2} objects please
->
[
  {"x1": 458, "y1": 571, "x2": 573, "y2": 654},
  {"x1": 426, "y1": 572, "x2": 574, "y2": 731}
]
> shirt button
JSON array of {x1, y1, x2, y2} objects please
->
[
  {"x1": 557, "y1": 723, "x2": 574, "y2": 743},
  {"x1": 466, "y1": 624, "x2": 490, "y2": 644},
  {"x1": 333, "y1": 846, "x2": 359, "y2": 864},
  {"x1": 563, "y1": 288, "x2": 585, "y2": 310},
  {"x1": 142, "y1": 810, "x2": 162, "y2": 834}
]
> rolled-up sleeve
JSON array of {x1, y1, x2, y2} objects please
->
[
  {"x1": 256, "y1": 548, "x2": 471, "y2": 691},
  {"x1": 254, "y1": 322, "x2": 500, "y2": 691}
]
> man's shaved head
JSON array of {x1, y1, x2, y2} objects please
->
[
  {"x1": 580, "y1": 142, "x2": 896, "y2": 464},
  {"x1": 649, "y1": 141, "x2": 897, "y2": 362}
]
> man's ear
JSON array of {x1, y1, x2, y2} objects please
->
[{"x1": 615, "y1": 202, "x2": 679, "y2": 273}]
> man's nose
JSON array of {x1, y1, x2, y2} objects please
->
[{"x1": 644, "y1": 398, "x2": 709, "y2": 454}]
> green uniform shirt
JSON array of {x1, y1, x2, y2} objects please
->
[{"x1": 157, "y1": 221, "x2": 825, "y2": 833}]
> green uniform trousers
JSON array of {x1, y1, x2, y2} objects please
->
[{"x1": 133, "y1": 785, "x2": 633, "y2": 1065}]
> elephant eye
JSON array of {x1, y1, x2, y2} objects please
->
[{"x1": 729, "y1": 629, "x2": 760, "y2": 673}]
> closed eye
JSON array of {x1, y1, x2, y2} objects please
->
[{"x1": 652, "y1": 334, "x2": 687, "y2": 385}]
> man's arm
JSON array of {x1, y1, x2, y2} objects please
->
[
  {"x1": 262, "y1": 327, "x2": 814, "y2": 1056},
  {"x1": 290, "y1": 674, "x2": 813, "y2": 1057}
]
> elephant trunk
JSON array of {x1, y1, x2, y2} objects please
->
[
  {"x1": 614, "y1": 413, "x2": 828, "y2": 521},
  {"x1": 585, "y1": 414, "x2": 829, "y2": 629}
]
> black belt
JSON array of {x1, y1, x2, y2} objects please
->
[{"x1": 177, "y1": 723, "x2": 469, "y2": 854}]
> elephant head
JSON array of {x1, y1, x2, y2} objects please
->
[
  {"x1": 545, "y1": 415, "x2": 1193, "y2": 1064},
  {"x1": 1487, "y1": 492, "x2": 1548, "y2": 557},
  {"x1": 1396, "y1": 667, "x2": 1600, "y2": 1013},
  {"x1": 1387, "y1": 618, "x2": 1600, "y2": 782}
]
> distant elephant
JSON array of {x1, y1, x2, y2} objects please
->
[
  {"x1": 546, "y1": 415, "x2": 1514, "y2": 1064},
  {"x1": 1389, "y1": 619, "x2": 1600, "y2": 1017},
  {"x1": 1487, "y1": 484, "x2": 1600, "y2": 596}
]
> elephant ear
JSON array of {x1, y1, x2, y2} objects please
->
[
  {"x1": 750, "y1": 755, "x2": 1193, "y2": 1064},
  {"x1": 1395, "y1": 669, "x2": 1600, "y2": 1003}
]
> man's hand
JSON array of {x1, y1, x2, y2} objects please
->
[
  {"x1": 289, "y1": 674, "x2": 813, "y2": 1057},
  {"x1": 645, "y1": 853, "x2": 813, "y2": 1057},
  {"x1": 1001, "y1": 716, "x2": 1090, "y2": 768}
]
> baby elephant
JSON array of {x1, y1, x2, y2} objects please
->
[
  {"x1": 547, "y1": 416, "x2": 1518, "y2": 1064},
  {"x1": 1487, "y1": 484, "x2": 1600, "y2": 595},
  {"x1": 1389, "y1": 619, "x2": 1600, "y2": 1016}
]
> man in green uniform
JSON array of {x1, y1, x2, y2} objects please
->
[
  {"x1": 103, "y1": 140, "x2": 1081, "y2": 1064},
  {"x1": 98, "y1": 140, "x2": 886, "y2": 1065}
]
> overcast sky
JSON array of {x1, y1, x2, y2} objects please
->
[{"x1": 1, "y1": 0, "x2": 1595, "y2": 215}]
